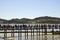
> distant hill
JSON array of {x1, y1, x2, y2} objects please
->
[
  {"x1": 0, "y1": 18, "x2": 7, "y2": 23},
  {"x1": 0, "y1": 16, "x2": 60, "y2": 24},
  {"x1": 34, "y1": 16, "x2": 60, "y2": 23}
]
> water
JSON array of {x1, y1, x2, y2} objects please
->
[{"x1": 0, "y1": 33, "x2": 60, "y2": 40}]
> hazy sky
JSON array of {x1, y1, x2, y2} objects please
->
[{"x1": 0, "y1": 0, "x2": 60, "y2": 19}]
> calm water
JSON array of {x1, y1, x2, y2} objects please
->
[{"x1": 0, "y1": 33, "x2": 60, "y2": 40}]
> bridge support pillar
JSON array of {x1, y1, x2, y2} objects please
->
[{"x1": 4, "y1": 30, "x2": 7, "y2": 40}]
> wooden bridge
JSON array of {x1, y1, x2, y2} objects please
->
[{"x1": 0, "y1": 23, "x2": 60, "y2": 40}]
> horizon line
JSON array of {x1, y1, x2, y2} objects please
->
[{"x1": 0, "y1": 16, "x2": 60, "y2": 20}]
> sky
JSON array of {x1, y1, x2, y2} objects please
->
[{"x1": 0, "y1": 0, "x2": 60, "y2": 19}]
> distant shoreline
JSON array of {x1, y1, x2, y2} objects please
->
[{"x1": 0, "y1": 16, "x2": 60, "y2": 23}]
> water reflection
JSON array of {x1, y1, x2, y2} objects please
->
[{"x1": 0, "y1": 33, "x2": 60, "y2": 40}]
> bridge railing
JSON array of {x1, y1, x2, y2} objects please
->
[{"x1": 0, "y1": 24, "x2": 60, "y2": 40}]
